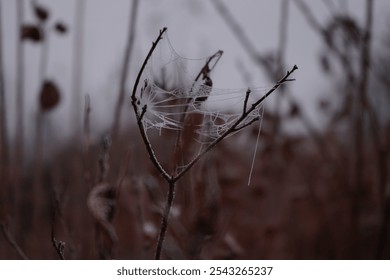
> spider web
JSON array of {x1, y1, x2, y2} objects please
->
[{"x1": 137, "y1": 32, "x2": 267, "y2": 144}]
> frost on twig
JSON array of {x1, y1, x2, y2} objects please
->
[{"x1": 130, "y1": 27, "x2": 298, "y2": 259}]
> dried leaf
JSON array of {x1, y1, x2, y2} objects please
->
[
  {"x1": 21, "y1": 25, "x2": 43, "y2": 42},
  {"x1": 87, "y1": 183, "x2": 118, "y2": 243},
  {"x1": 54, "y1": 21, "x2": 68, "y2": 34},
  {"x1": 39, "y1": 80, "x2": 61, "y2": 111},
  {"x1": 33, "y1": 2, "x2": 49, "y2": 22}
]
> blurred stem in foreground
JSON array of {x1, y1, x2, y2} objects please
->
[
  {"x1": 70, "y1": 0, "x2": 86, "y2": 139},
  {"x1": 0, "y1": 0, "x2": 8, "y2": 167},
  {"x1": 0, "y1": 0, "x2": 9, "y2": 223},
  {"x1": 111, "y1": 0, "x2": 139, "y2": 143},
  {"x1": 15, "y1": 0, "x2": 25, "y2": 169}
]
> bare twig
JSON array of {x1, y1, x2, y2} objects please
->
[
  {"x1": 174, "y1": 65, "x2": 298, "y2": 183},
  {"x1": 131, "y1": 27, "x2": 167, "y2": 102},
  {"x1": 131, "y1": 28, "x2": 297, "y2": 259},
  {"x1": 131, "y1": 27, "x2": 171, "y2": 182},
  {"x1": 154, "y1": 181, "x2": 176, "y2": 260},
  {"x1": 242, "y1": 88, "x2": 251, "y2": 114},
  {"x1": 0, "y1": 221, "x2": 28, "y2": 259}
]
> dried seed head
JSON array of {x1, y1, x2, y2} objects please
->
[
  {"x1": 32, "y1": 1, "x2": 49, "y2": 22},
  {"x1": 39, "y1": 80, "x2": 61, "y2": 111},
  {"x1": 87, "y1": 182, "x2": 118, "y2": 243},
  {"x1": 54, "y1": 21, "x2": 68, "y2": 34},
  {"x1": 21, "y1": 25, "x2": 43, "y2": 42}
]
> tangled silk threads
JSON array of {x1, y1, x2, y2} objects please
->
[{"x1": 138, "y1": 32, "x2": 267, "y2": 144}]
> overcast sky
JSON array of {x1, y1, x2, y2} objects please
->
[{"x1": 2, "y1": 0, "x2": 390, "y2": 145}]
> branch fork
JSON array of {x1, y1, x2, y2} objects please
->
[{"x1": 131, "y1": 27, "x2": 298, "y2": 259}]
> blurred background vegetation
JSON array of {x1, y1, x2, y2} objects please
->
[{"x1": 1, "y1": 0, "x2": 390, "y2": 259}]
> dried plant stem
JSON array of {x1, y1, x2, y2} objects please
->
[
  {"x1": 131, "y1": 27, "x2": 297, "y2": 259},
  {"x1": 154, "y1": 181, "x2": 175, "y2": 260},
  {"x1": 0, "y1": 0, "x2": 8, "y2": 168},
  {"x1": 111, "y1": 0, "x2": 139, "y2": 143},
  {"x1": 352, "y1": 0, "x2": 373, "y2": 254},
  {"x1": 51, "y1": 198, "x2": 65, "y2": 260},
  {"x1": 211, "y1": 0, "x2": 258, "y2": 62},
  {"x1": 15, "y1": 0, "x2": 25, "y2": 167},
  {"x1": 70, "y1": 0, "x2": 86, "y2": 137},
  {"x1": 33, "y1": 18, "x2": 51, "y2": 186},
  {"x1": 219, "y1": 1, "x2": 354, "y2": 210},
  {"x1": 131, "y1": 27, "x2": 171, "y2": 182},
  {"x1": 83, "y1": 94, "x2": 92, "y2": 190},
  {"x1": 174, "y1": 66, "x2": 298, "y2": 183},
  {"x1": 0, "y1": 1, "x2": 7, "y2": 222}
]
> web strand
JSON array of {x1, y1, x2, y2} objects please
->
[{"x1": 137, "y1": 31, "x2": 269, "y2": 179}]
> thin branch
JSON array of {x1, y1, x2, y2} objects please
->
[
  {"x1": 351, "y1": 0, "x2": 373, "y2": 257},
  {"x1": 71, "y1": 0, "x2": 86, "y2": 137},
  {"x1": 293, "y1": 0, "x2": 323, "y2": 33},
  {"x1": 131, "y1": 28, "x2": 297, "y2": 260},
  {"x1": 174, "y1": 65, "x2": 298, "y2": 183},
  {"x1": 215, "y1": 0, "x2": 344, "y2": 177},
  {"x1": 235, "y1": 117, "x2": 260, "y2": 131},
  {"x1": 154, "y1": 181, "x2": 176, "y2": 260},
  {"x1": 111, "y1": 0, "x2": 139, "y2": 142},
  {"x1": 131, "y1": 27, "x2": 167, "y2": 101},
  {"x1": 0, "y1": 0, "x2": 8, "y2": 167},
  {"x1": 131, "y1": 27, "x2": 171, "y2": 182},
  {"x1": 211, "y1": 0, "x2": 259, "y2": 62},
  {"x1": 15, "y1": 0, "x2": 25, "y2": 167},
  {"x1": 135, "y1": 105, "x2": 171, "y2": 182},
  {"x1": 0, "y1": 221, "x2": 28, "y2": 259},
  {"x1": 139, "y1": 104, "x2": 147, "y2": 121},
  {"x1": 242, "y1": 88, "x2": 251, "y2": 114}
]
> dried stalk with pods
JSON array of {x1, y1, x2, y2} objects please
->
[{"x1": 131, "y1": 27, "x2": 298, "y2": 259}]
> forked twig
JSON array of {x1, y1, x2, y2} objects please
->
[
  {"x1": 131, "y1": 27, "x2": 171, "y2": 183},
  {"x1": 173, "y1": 65, "x2": 298, "y2": 183},
  {"x1": 131, "y1": 27, "x2": 298, "y2": 259}
]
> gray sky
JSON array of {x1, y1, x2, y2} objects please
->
[{"x1": 2, "y1": 0, "x2": 390, "y2": 145}]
